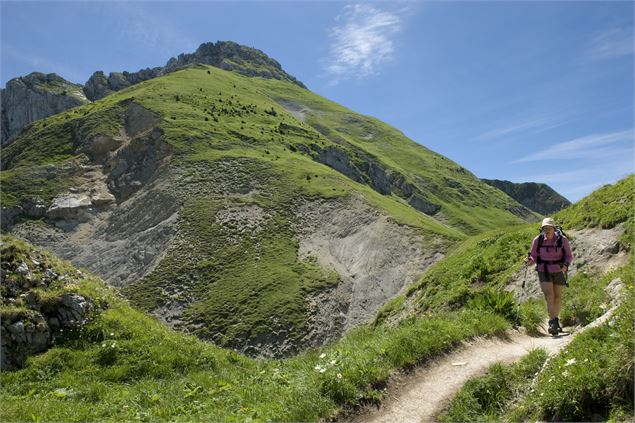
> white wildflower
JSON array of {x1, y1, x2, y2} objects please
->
[
  {"x1": 330, "y1": 360, "x2": 337, "y2": 365},
  {"x1": 562, "y1": 370, "x2": 569, "y2": 377},
  {"x1": 319, "y1": 353, "x2": 326, "y2": 359},
  {"x1": 337, "y1": 373, "x2": 342, "y2": 379},
  {"x1": 565, "y1": 358, "x2": 576, "y2": 366},
  {"x1": 320, "y1": 368, "x2": 327, "y2": 373}
]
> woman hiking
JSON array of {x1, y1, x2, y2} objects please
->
[{"x1": 524, "y1": 217, "x2": 573, "y2": 335}]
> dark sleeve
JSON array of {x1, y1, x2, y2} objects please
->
[{"x1": 562, "y1": 237, "x2": 573, "y2": 266}]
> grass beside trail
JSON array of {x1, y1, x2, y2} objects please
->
[
  {"x1": 376, "y1": 175, "x2": 634, "y2": 329},
  {"x1": 555, "y1": 174, "x2": 634, "y2": 247},
  {"x1": 438, "y1": 348, "x2": 549, "y2": 422},
  {"x1": 506, "y1": 290, "x2": 634, "y2": 422},
  {"x1": 437, "y1": 258, "x2": 634, "y2": 423},
  {"x1": 1, "y1": 235, "x2": 510, "y2": 422}
]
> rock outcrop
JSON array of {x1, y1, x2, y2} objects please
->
[
  {"x1": 1, "y1": 72, "x2": 88, "y2": 145},
  {"x1": 298, "y1": 142, "x2": 442, "y2": 216},
  {"x1": 482, "y1": 179, "x2": 571, "y2": 215},
  {"x1": 0, "y1": 244, "x2": 95, "y2": 370}
]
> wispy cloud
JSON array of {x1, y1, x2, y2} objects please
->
[
  {"x1": 512, "y1": 129, "x2": 634, "y2": 163},
  {"x1": 474, "y1": 115, "x2": 571, "y2": 140},
  {"x1": 324, "y1": 4, "x2": 403, "y2": 84},
  {"x1": 583, "y1": 28, "x2": 634, "y2": 61},
  {"x1": 2, "y1": 42, "x2": 88, "y2": 84},
  {"x1": 104, "y1": 2, "x2": 196, "y2": 58},
  {"x1": 511, "y1": 157, "x2": 633, "y2": 202}
]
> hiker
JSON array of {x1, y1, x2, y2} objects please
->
[{"x1": 524, "y1": 217, "x2": 573, "y2": 335}]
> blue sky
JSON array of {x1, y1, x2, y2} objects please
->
[{"x1": 2, "y1": 1, "x2": 633, "y2": 202}]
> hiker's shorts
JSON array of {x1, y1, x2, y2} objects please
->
[{"x1": 538, "y1": 271, "x2": 567, "y2": 285}]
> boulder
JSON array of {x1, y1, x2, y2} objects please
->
[
  {"x1": 46, "y1": 194, "x2": 93, "y2": 220},
  {"x1": 1, "y1": 314, "x2": 51, "y2": 371}
]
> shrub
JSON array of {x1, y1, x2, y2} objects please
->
[{"x1": 466, "y1": 288, "x2": 516, "y2": 322}]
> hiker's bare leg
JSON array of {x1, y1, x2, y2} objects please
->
[
  {"x1": 553, "y1": 284, "x2": 564, "y2": 318},
  {"x1": 540, "y1": 282, "x2": 555, "y2": 318}
]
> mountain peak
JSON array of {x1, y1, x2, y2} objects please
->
[
  {"x1": 84, "y1": 40, "x2": 305, "y2": 101},
  {"x1": 165, "y1": 41, "x2": 306, "y2": 88}
]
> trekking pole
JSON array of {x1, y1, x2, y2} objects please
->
[{"x1": 514, "y1": 252, "x2": 531, "y2": 327}]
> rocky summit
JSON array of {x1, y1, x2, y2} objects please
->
[{"x1": 1, "y1": 41, "x2": 305, "y2": 147}]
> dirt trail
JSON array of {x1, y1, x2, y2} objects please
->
[{"x1": 345, "y1": 307, "x2": 618, "y2": 423}]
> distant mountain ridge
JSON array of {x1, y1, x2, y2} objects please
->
[
  {"x1": 481, "y1": 178, "x2": 571, "y2": 215},
  {"x1": 1, "y1": 41, "x2": 304, "y2": 145}
]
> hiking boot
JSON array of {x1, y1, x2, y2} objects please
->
[
  {"x1": 548, "y1": 318, "x2": 559, "y2": 335},
  {"x1": 554, "y1": 317, "x2": 563, "y2": 333}
]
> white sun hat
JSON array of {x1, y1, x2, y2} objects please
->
[{"x1": 541, "y1": 217, "x2": 557, "y2": 229}]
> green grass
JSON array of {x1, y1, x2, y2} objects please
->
[
  {"x1": 123, "y1": 191, "x2": 341, "y2": 351},
  {"x1": 253, "y1": 76, "x2": 538, "y2": 234},
  {"x1": 399, "y1": 225, "x2": 536, "y2": 317},
  {"x1": 437, "y1": 257, "x2": 634, "y2": 423},
  {"x1": 556, "y1": 174, "x2": 634, "y2": 248},
  {"x1": 375, "y1": 175, "x2": 634, "y2": 327},
  {"x1": 0, "y1": 158, "x2": 82, "y2": 209},
  {"x1": 3, "y1": 63, "x2": 532, "y2": 236},
  {"x1": 505, "y1": 278, "x2": 634, "y2": 422},
  {"x1": 2, "y1": 174, "x2": 632, "y2": 421},
  {"x1": 438, "y1": 257, "x2": 634, "y2": 423},
  {"x1": 1, "y1": 234, "x2": 511, "y2": 422},
  {"x1": 438, "y1": 348, "x2": 549, "y2": 422}
]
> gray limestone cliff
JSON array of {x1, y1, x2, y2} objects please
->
[
  {"x1": 1, "y1": 72, "x2": 88, "y2": 145},
  {"x1": 481, "y1": 178, "x2": 571, "y2": 215}
]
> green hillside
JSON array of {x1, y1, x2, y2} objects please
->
[
  {"x1": 1, "y1": 64, "x2": 535, "y2": 232},
  {"x1": 2, "y1": 175, "x2": 631, "y2": 422},
  {"x1": 375, "y1": 174, "x2": 634, "y2": 325},
  {"x1": 1, "y1": 233, "x2": 509, "y2": 421},
  {"x1": 1, "y1": 63, "x2": 541, "y2": 354}
]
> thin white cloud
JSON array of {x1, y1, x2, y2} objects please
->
[
  {"x1": 324, "y1": 4, "x2": 403, "y2": 84},
  {"x1": 512, "y1": 130, "x2": 634, "y2": 163},
  {"x1": 511, "y1": 158, "x2": 633, "y2": 203},
  {"x1": 475, "y1": 115, "x2": 570, "y2": 140},
  {"x1": 584, "y1": 27, "x2": 634, "y2": 61},
  {"x1": 2, "y1": 43, "x2": 88, "y2": 84},
  {"x1": 105, "y1": 2, "x2": 196, "y2": 57}
]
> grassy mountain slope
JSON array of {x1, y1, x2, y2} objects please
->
[
  {"x1": 1, "y1": 176, "x2": 631, "y2": 422},
  {"x1": 375, "y1": 174, "x2": 634, "y2": 325},
  {"x1": 2, "y1": 64, "x2": 535, "y2": 232},
  {"x1": 1, "y1": 234, "x2": 509, "y2": 422},
  {"x1": 1, "y1": 64, "x2": 540, "y2": 354}
]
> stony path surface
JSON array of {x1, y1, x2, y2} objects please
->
[
  {"x1": 344, "y1": 329, "x2": 572, "y2": 423},
  {"x1": 345, "y1": 303, "x2": 619, "y2": 423}
]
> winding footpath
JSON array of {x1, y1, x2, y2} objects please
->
[{"x1": 344, "y1": 306, "x2": 618, "y2": 423}]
